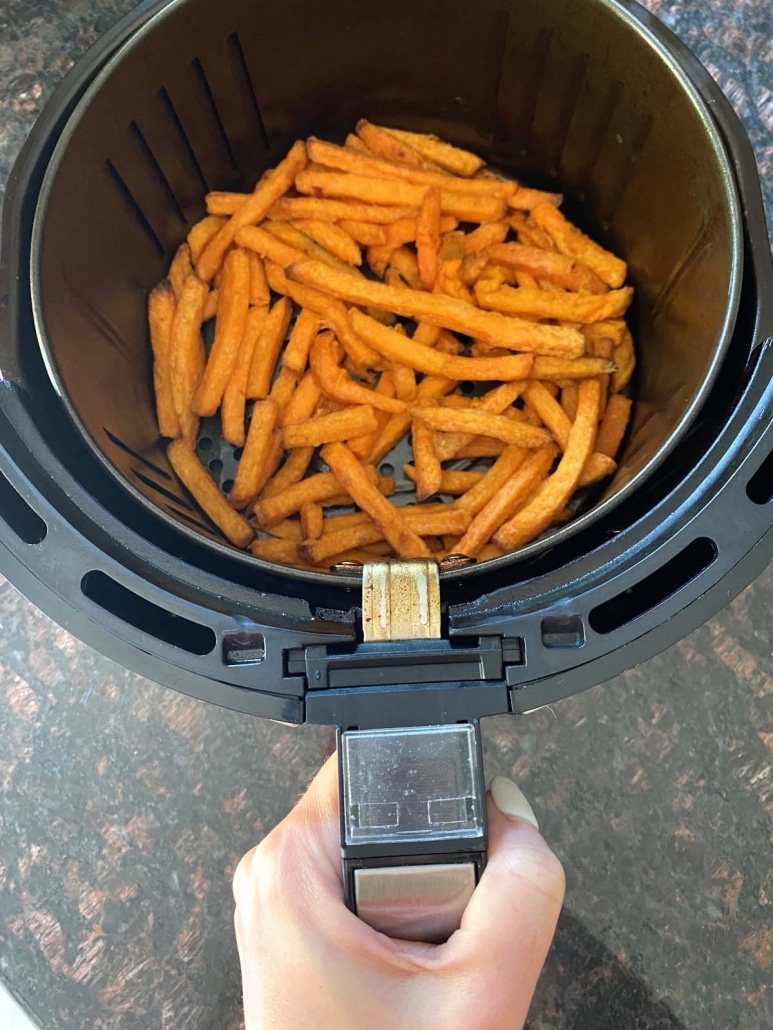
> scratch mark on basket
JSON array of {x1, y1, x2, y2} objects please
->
[
  {"x1": 61, "y1": 265, "x2": 137, "y2": 366},
  {"x1": 650, "y1": 213, "x2": 712, "y2": 325}
]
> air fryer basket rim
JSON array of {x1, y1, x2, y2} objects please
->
[{"x1": 28, "y1": 0, "x2": 744, "y2": 587}]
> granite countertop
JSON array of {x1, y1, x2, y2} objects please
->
[{"x1": 1, "y1": 2, "x2": 772, "y2": 1028}]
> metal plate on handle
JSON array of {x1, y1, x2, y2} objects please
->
[{"x1": 354, "y1": 863, "x2": 476, "y2": 943}]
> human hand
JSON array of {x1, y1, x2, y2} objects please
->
[{"x1": 233, "y1": 756, "x2": 564, "y2": 1030}]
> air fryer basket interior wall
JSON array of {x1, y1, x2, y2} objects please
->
[{"x1": 32, "y1": 0, "x2": 741, "y2": 580}]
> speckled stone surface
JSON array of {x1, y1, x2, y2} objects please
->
[{"x1": 1, "y1": 1, "x2": 772, "y2": 1028}]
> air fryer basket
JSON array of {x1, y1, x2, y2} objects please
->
[
  {"x1": 32, "y1": 0, "x2": 741, "y2": 580},
  {"x1": 1, "y1": 0, "x2": 771, "y2": 726}
]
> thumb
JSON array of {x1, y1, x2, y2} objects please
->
[{"x1": 452, "y1": 776, "x2": 565, "y2": 1026}]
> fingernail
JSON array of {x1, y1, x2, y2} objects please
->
[{"x1": 490, "y1": 776, "x2": 539, "y2": 830}]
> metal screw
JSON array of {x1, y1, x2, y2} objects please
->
[
  {"x1": 439, "y1": 553, "x2": 477, "y2": 572},
  {"x1": 331, "y1": 560, "x2": 364, "y2": 575}
]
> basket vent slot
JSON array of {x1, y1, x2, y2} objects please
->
[
  {"x1": 227, "y1": 31, "x2": 269, "y2": 151},
  {"x1": 746, "y1": 448, "x2": 773, "y2": 505},
  {"x1": 81, "y1": 571, "x2": 216, "y2": 655},
  {"x1": 104, "y1": 159, "x2": 165, "y2": 257},
  {"x1": 589, "y1": 537, "x2": 717, "y2": 635},
  {"x1": 156, "y1": 86, "x2": 209, "y2": 194},
  {"x1": 190, "y1": 57, "x2": 238, "y2": 175},
  {"x1": 0, "y1": 471, "x2": 47, "y2": 545}
]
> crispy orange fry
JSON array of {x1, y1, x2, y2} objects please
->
[
  {"x1": 205, "y1": 191, "x2": 249, "y2": 216},
  {"x1": 454, "y1": 447, "x2": 529, "y2": 515},
  {"x1": 187, "y1": 216, "x2": 226, "y2": 263},
  {"x1": 254, "y1": 466, "x2": 380, "y2": 526},
  {"x1": 249, "y1": 537, "x2": 304, "y2": 565},
  {"x1": 249, "y1": 252, "x2": 270, "y2": 306},
  {"x1": 221, "y1": 304, "x2": 269, "y2": 447},
  {"x1": 612, "y1": 328, "x2": 636, "y2": 393},
  {"x1": 338, "y1": 220, "x2": 387, "y2": 246},
  {"x1": 264, "y1": 219, "x2": 356, "y2": 273},
  {"x1": 202, "y1": 289, "x2": 219, "y2": 323},
  {"x1": 196, "y1": 141, "x2": 308, "y2": 281},
  {"x1": 321, "y1": 442, "x2": 429, "y2": 558},
  {"x1": 495, "y1": 378, "x2": 601, "y2": 550},
  {"x1": 411, "y1": 406, "x2": 551, "y2": 448},
  {"x1": 260, "y1": 446, "x2": 314, "y2": 500},
  {"x1": 246, "y1": 296, "x2": 293, "y2": 400},
  {"x1": 417, "y1": 186, "x2": 441, "y2": 290},
  {"x1": 344, "y1": 132, "x2": 370, "y2": 153},
  {"x1": 148, "y1": 280, "x2": 179, "y2": 438},
  {"x1": 531, "y1": 356, "x2": 615, "y2": 379},
  {"x1": 391, "y1": 363, "x2": 417, "y2": 402},
  {"x1": 577, "y1": 453, "x2": 617, "y2": 488},
  {"x1": 193, "y1": 247, "x2": 251, "y2": 416},
  {"x1": 310, "y1": 332, "x2": 405, "y2": 413},
  {"x1": 368, "y1": 374, "x2": 455, "y2": 463},
  {"x1": 413, "y1": 323, "x2": 442, "y2": 347},
  {"x1": 355, "y1": 120, "x2": 437, "y2": 169},
  {"x1": 270, "y1": 366, "x2": 299, "y2": 412},
  {"x1": 387, "y1": 247, "x2": 423, "y2": 290},
  {"x1": 454, "y1": 438, "x2": 508, "y2": 459},
  {"x1": 485, "y1": 243, "x2": 607, "y2": 294},
  {"x1": 508, "y1": 187, "x2": 563, "y2": 211},
  {"x1": 523, "y1": 381, "x2": 572, "y2": 446},
  {"x1": 295, "y1": 170, "x2": 506, "y2": 224},
  {"x1": 170, "y1": 274, "x2": 208, "y2": 442},
  {"x1": 307, "y1": 138, "x2": 515, "y2": 198},
  {"x1": 433, "y1": 381, "x2": 526, "y2": 460},
  {"x1": 167, "y1": 438, "x2": 253, "y2": 548},
  {"x1": 268, "y1": 519, "x2": 304, "y2": 542},
  {"x1": 349, "y1": 310, "x2": 536, "y2": 381},
  {"x1": 380, "y1": 126, "x2": 484, "y2": 177},
  {"x1": 475, "y1": 280, "x2": 633, "y2": 323},
  {"x1": 561, "y1": 382, "x2": 579, "y2": 422},
  {"x1": 292, "y1": 219, "x2": 362, "y2": 266},
  {"x1": 403, "y1": 467, "x2": 485, "y2": 495},
  {"x1": 282, "y1": 308, "x2": 320, "y2": 375},
  {"x1": 283, "y1": 404, "x2": 378, "y2": 448},
  {"x1": 412, "y1": 418, "x2": 442, "y2": 501},
  {"x1": 300, "y1": 502, "x2": 324, "y2": 541},
  {"x1": 268, "y1": 197, "x2": 419, "y2": 224},
  {"x1": 348, "y1": 371, "x2": 397, "y2": 458},
  {"x1": 300, "y1": 506, "x2": 470, "y2": 564},
  {"x1": 168, "y1": 243, "x2": 193, "y2": 300},
  {"x1": 531, "y1": 202, "x2": 627, "y2": 288},
  {"x1": 230, "y1": 399, "x2": 280, "y2": 508},
  {"x1": 455, "y1": 444, "x2": 558, "y2": 557},
  {"x1": 596, "y1": 394, "x2": 632, "y2": 458},
  {"x1": 281, "y1": 371, "x2": 323, "y2": 427},
  {"x1": 462, "y1": 221, "x2": 510, "y2": 254},
  {"x1": 289, "y1": 261, "x2": 583, "y2": 356}
]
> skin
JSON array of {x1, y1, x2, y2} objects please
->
[{"x1": 233, "y1": 755, "x2": 565, "y2": 1030}]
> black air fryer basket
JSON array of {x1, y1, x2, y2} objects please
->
[{"x1": 1, "y1": 0, "x2": 772, "y2": 929}]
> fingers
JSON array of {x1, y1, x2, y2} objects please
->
[{"x1": 449, "y1": 778, "x2": 565, "y2": 1026}]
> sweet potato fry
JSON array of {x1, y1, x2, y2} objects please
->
[
  {"x1": 348, "y1": 310, "x2": 535, "y2": 381},
  {"x1": 300, "y1": 502, "x2": 324, "y2": 541},
  {"x1": 221, "y1": 304, "x2": 269, "y2": 447},
  {"x1": 249, "y1": 252, "x2": 270, "y2": 307},
  {"x1": 148, "y1": 280, "x2": 179, "y2": 438},
  {"x1": 307, "y1": 138, "x2": 515, "y2": 198},
  {"x1": 508, "y1": 187, "x2": 563, "y2": 211},
  {"x1": 344, "y1": 132, "x2": 370, "y2": 153},
  {"x1": 249, "y1": 537, "x2": 304, "y2": 565},
  {"x1": 475, "y1": 280, "x2": 633, "y2": 323},
  {"x1": 387, "y1": 248, "x2": 423, "y2": 290},
  {"x1": 596, "y1": 394, "x2": 632, "y2": 458},
  {"x1": 269, "y1": 366, "x2": 299, "y2": 413},
  {"x1": 612, "y1": 328, "x2": 636, "y2": 393},
  {"x1": 454, "y1": 438, "x2": 508, "y2": 459},
  {"x1": 202, "y1": 289, "x2": 219, "y2": 323},
  {"x1": 433, "y1": 381, "x2": 526, "y2": 461},
  {"x1": 523, "y1": 381, "x2": 572, "y2": 447},
  {"x1": 561, "y1": 382, "x2": 578, "y2": 422},
  {"x1": 281, "y1": 371, "x2": 323, "y2": 427},
  {"x1": 348, "y1": 371, "x2": 397, "y2": 458},
  {"x1": 462, "y1": 221, "x2": 509, "y2": 254},
  {"x1": 321, "y1": 442, "x2": 429, "y2": 558},
  {"x1": 170, "y1": 274, "x2": 208, "y2": 442},
  {"x1": 254, "y1": 466, "x2": 380, "y2": 526},
  {"x1": 264, "y1": 219, "x2": 356, "y2": 273},
  {"x1": 283, "y1": 405, "x2": 378, "y2": 448},
  {"x1": 455, "y1": 444, "x2": 558, "y2": 557},
  {"x1": 196, "y1": 140, "x2": 308, "y2": 282},
  {"x1": 495, "y1": 378, "x2": 601, "y2": 550},
  {"x1": 295, "y1": 170, "x2": 506, "y2": 224},
  {"x1": 531, "y1": 202, "x2": 627, "y2": 288},
  {"x1": 289, "y1": 261, "x2": 583, "y2": 356},
  {"x1": 193, "y1": 247, "x2": 251, "y2": 416},
  {"x1": 411, "y1": 406, "x2": 551, "y2": 449},
  {"x1": 380, "y1": 126, "x2": 485, "y2": 177},
  {"x1": 167, "y1": 438, "x2": 253, "y2": 548},
  {"x1": 355, "y1": 120, "x2": 435, "y2": 169},
  {"x1": 187, "y1": 215, "x2": 226, "y2": 263},
  {"x1": 230, "y1": 399, "x2": 280, "y2": 508},
  {"x1": 260, "y1": 446, "x2": 314, "y2": 500},
  {"x1": 282, "y1": 308, "x2": 319, "y2": 375},
  {"x1": 413, "y1": 323, "x2": 442, "y2": 347},
  {"x1": 246, "y1": 295, "x2": 293, "y2": 400},
  {"x1": 205, "y1": 191, "x2": 249, "y2": 216},
  {"x1": 338, "y1": 220, "x2": 387, "y2": 246},
  {"x1": 300, "y1": 506, "x2": 470, "y2": 564},
  {"x1": 485, "y1": 243, "x2": 607, "y2": 294},
  {"x1": 168, "y1": 243, "x2": 193, "y2": 300},
  {"x1": 309, "y1": 332, "x2": 405, "y2": 413},
  {"x1": 268, "y1": 197, "x2": 419, "y2": 224},
  {"x1": 530, "y1": 356, "x2": 615, "y2": 380},
  {"x1": 416, "y1": 186, "x2": 441, "y2": 290},
  {"x1": 292, "y1": 218, "x2": 362, "y2": 266},
  {"x1": 403, "y1": 467, "x2": 485, "y2": 495},
  {"x1": 412, "y1": 418, "x2": 442, "y2": 501},
  {"x1": 268, "y1": 519, "x2": 303, "y2": 542},
  {"x1": 577, "y1": 453, "x2": 617, "y2": 488},
  {"x1": 454, "y1": 446, "x2": 528, "y2": 514},
  {"x1": 391, "y1": 363, "x2": 417, "y2": 402}
]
